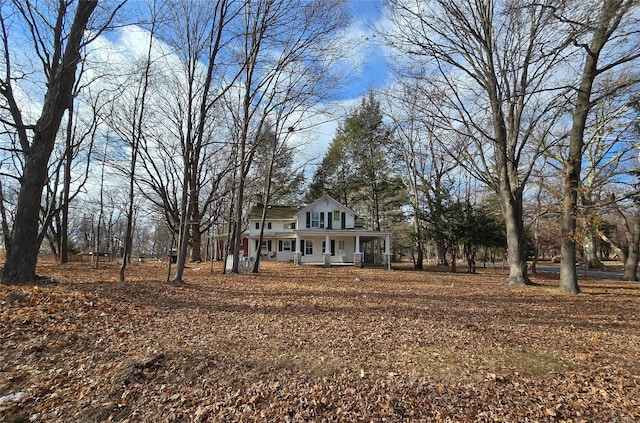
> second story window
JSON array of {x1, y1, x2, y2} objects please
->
[
  {"x1": 311, "y1": 212, "x2": 320, "y2": 228},
  {"x1": 306, "y1": 211, "x2": 325, "y2": 228},
  {"x1": 267, "y1": 222, "x2": 272, "y2": 230},
  {"x1": 255, "y1": 222, "x2": 259, "y2": 230}
]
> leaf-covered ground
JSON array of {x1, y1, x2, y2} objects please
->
[{"x1": 1, "y1": 260, "x2": 639, "y2": 422}]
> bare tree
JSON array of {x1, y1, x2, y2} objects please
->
[
  {"x1": 525, "y1": 164, "x2": 554, "y2": 275},
  {"x1": 135, "y1": 0, "x2": 241, "y2": 284},
  {"x1": 599, "y1": 197, "x2": 640, "y2": 281},
  {"x1": 227, "y1": 0, "x2": 350, "y2": 274},
  {"x1": 42, "y1": 77, "x2": 111, "y2": 263},
  {"x1": 95, "y1": 138, "x2": 110, "y2": 269},
  {"x1": 0, "y1": 172, "x2": 12, "y2": 251},
  {"x1": 0, "y1": 1, "x2": 124, "y2": 284},
  {"x1": 384, "y1": 84, "x2": 458, "y2": 270},
  {"x1": 383, "y1": 0, "x2": 570, "y2": 285},
  {"x1": 171, "y1": 0, "x2": 240, "y2": 283},
  {"x1": 101, "y1": 2, "x2": 163, "y2": 281},
  {"x1": 250, "y1": 123, "x2": 305, "y2": 273},
  {"x1": 55, "y1": 86, "x2": 100, "y2": 263},
  {"x1": 577, "y1": 91, "x2": 640, "y2": 280},
  {"x1": 582, "y1": 92, "x2": 637, "y2": 269},
  {"x1": 557, "y1": 0, "x2": 640, "y2": 293}
]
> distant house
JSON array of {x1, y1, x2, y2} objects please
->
[{"x1": 248, "y1": 195, "x2": 391, "y2": 268}]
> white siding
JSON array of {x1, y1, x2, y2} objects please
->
[{"x1": 297, "y1": 203, "x2": 356, "y2": 230}]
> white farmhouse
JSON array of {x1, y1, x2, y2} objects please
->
[{"x1": 248, "y1": 195, "x2": 391, "y2": 268}]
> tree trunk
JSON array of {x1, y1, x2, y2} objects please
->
[
  {"x1": 409, "y1": 172, "x2": 424, "y2": 270},
  {"x1": 190, "y1": 222, "x2": 203, "y2": 262},
  {"x1": 560, "y1": 163, "x2": 580, "y2": 293},
  {"x1": 436, "y1": 241, "x2": 448, "y2": 267},
  {"x1": 60, "y1": 98, "x2": 74, "y2": 264},
  {"x1": 560, "y1": 0, "x2": 628, "y2": 294},
  {"x1": 172, "y1": 174, "x2": 192, "y2": 283},
  {"x1": 530, "y1": 230, "x2": 539, "y2": 275},
  {"x1": 621, "y1": 216, "x2": 640, "y2": 281},
  {"x1": 172, "y1": 213, "x2": 190, "y2": 283},
  {"x1": 119, "y1": 179, "x2": 135, "y2": 282},
  {"x1": 503, "y1": 216, "x2": 529, "y2": 285},
  {"x1": 414, "y1": 239, "x2": 424, "y2": 271},
  {"x1": 0, "y1": 177, "x2": 12, "y2": 253},
  {"x1": 252, "y1": 210, "x2": 267, "y2": 273},
  {"x1": 622, "y1": 227, "x2": 639, "y2": 281},
  {"x1": 121, "y1": 14, "x2": 156, "y2": 281},
  {"x1": 1, "y1": 2, "x2": 97, "y2": 284},
  {"x1": 583, "y1": 224, "x2": 603, "y2": 269},
  {"x1": 231, "y1": 170, "x2": 247, "y2": 274},
  {"x1": 3, "y1": 151, "x2": 50, "y2": 282},
  {"x1": 449, "y1": 246, "x2": 456, "y2": 273},
  {"x1": 95, "y1": 140, "x2": 109, "y2": 270},
  {"x1": 499, "y1": 186, "x2": 531, "y2": 286}
]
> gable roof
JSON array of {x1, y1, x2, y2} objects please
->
[
  {"x1": 298, "y1": 194, "x2": 358, "y2": 216},
  {"x1": 248, "y1": 204, "x2": 299, "y2": 220}
]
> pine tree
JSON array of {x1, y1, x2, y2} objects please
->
[{"x1": 306, "y1": 91, "x2": 403, "y2": 230}]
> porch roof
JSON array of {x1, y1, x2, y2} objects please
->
[
  {"x1": 248, "y1": 205, "x2": 299, "y2": 220},
  {"x1": 248, "y1": 232, "x2": 297, "y2": 239},
  {"x1": 293, "y1": 229, "x2": 391, "y2": 239}
]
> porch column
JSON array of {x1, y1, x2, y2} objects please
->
[
  {"x1": 324, "y1": 234, "x2": 331, "y2": 267},
  {"x1": 294, "y1": 233, "x2": 302, "y2": 265},
  {"x1": 385, "y1": 234, "x2": 391, "y2": 270},
  {"x1": 354, "y1": 234, "x2": 362, "y2": 268}
]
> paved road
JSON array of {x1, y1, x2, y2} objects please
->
[{"x1": 533, "y1": 264, "x2": 624, "y2": 280}]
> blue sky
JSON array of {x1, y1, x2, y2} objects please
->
[
  {"x1": 1, "y1": 0, "x2": 392, "y2": 181},
  {"x1": 342, "y1": 0, "x2": 389, "y2": 100},
  {"x1": 296, "y1": 0, "x2": 391, "y2": 166}
]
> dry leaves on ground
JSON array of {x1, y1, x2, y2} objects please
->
[{"x1": 1, "y1": 260, "x2": 639, "y2": 422}]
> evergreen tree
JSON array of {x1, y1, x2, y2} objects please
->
[
  {"x1": 306, "y1": 91, "x2": 402, "y2": 230},
  {"x1": 426, "y1": 199, "x2": 505, "y2": 273},
  {"x1": 253, "y1": 125, "x2": 305, "y2": 206},
  {"x1": 305, "y1": 135, "x2": 352, "y2": 204}
]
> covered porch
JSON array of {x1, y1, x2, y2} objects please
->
[{"x1": 292, "y1": 229, "x2": 391, "y2": 269}]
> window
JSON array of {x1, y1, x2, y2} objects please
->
[
  {"x1": 267, "y1": 222, "x2": 272, "y2": 230},
  {"x1": 307, "y1": 211, "x2": 325, "y2": 228},
  {"x1": 338, "y1": 240, "x2": 345, "y2": 250},
  {"x1": 323, "y1": 240, "x2": 335, "y2": 256},
  {"x1": 260, "y1": 241, "x2": 272, "y2": 252},
  {"x1": 290, "y1": 222, "x2": 296, "y2": 229},
  {"x1": 304, "y1": 240, "x2": 313, "y2": 255},
  {"x1": 255, "y1": 222, "x2": 259, "y2": 229},
  {"x1": 333, "y1": 210, "x2": 340, "y2": 221},
  {"x1": 279, "y1": 240, "x2": 291, "y2": 251},
  {"x1": 311, "y1": 212, "x2": 320, "y2": 228}
]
